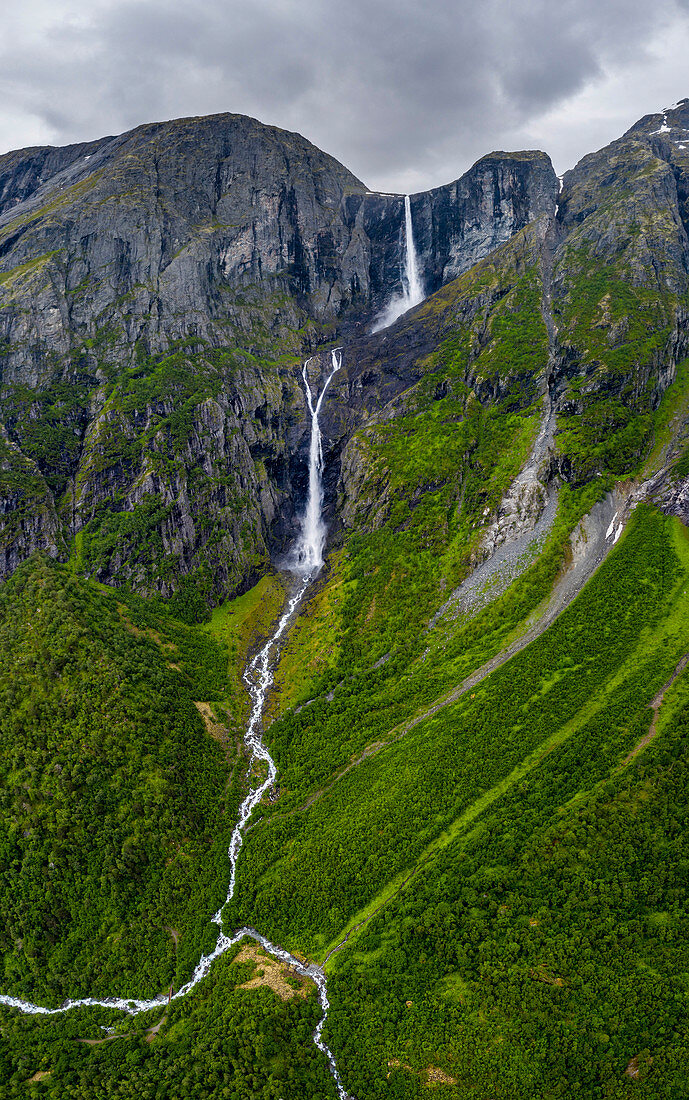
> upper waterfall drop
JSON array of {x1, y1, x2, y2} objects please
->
[
  {"x1": 402, "y1": 193, "x2": 424, "y2": 307},
  {"x1": 295, "y1": 348, "x2": 342, "y2": 573},
  {"x1": 371, "y1": 194, "x2": 425, "y2": 333}
]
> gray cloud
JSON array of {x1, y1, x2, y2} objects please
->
[{"x1": 0, "y1": 0, "x2": 687, "y2": 190}]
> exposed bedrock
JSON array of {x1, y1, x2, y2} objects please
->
[
  {"x1": 0, "y1": 114, "x2": 558, "y2": 361},
  {"x1": 0, "y1": 112, "x2": 559, "y2": 595},
  {"x1": 2, "y1": 102, "x2": 689, "y2": 602}
]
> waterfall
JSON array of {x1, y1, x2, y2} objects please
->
[
  {"x1": 0, "y1": 346, "x2": 351, "y2": 1097},
  {"x1": 371, "y1": 193, "x2": 425, "y2": 332},
  {"x1": 295, "y1": 347, "x2": 342, "y2": 573},
  {"x1": 402, "y1": 194, "x2": 424, "y2": 306}
]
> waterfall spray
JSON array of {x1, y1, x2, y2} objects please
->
[
  {"x1": 295, "y1": 347, "x2": 342, "y2": 572},
  {"x1": 371, "y1": 193, "x2": 425, "y2": 332}
]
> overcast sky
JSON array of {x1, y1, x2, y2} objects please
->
[{"x1": 1, "y1": 0, "x2": 688, "y2": 192}]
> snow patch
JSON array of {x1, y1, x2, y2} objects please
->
[{"x1": 651, "y1": 114, "x2": 672, "y2": 135}]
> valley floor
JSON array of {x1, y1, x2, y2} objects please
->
[{"x1": 2, "y1": 503, "x2": 689, "y2": 1099}]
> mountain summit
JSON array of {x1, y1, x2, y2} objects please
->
[{"x1": 0, "y1": 111, "x2": 556, "y2": 601}]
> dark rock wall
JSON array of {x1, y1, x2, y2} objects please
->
[
  {"x1": 411, "y1": 150, "x2": 558, "y2": 296},
  {"x1": 0, "y1": 111, "x2": 560, "y2": 598},
  {"x1": 6, "y1": 102, "x2": 687, "y2": 603}
]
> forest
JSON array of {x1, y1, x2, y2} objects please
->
[{"x1": 1, "y1": 498, "x2": 688, "y2": 1097}]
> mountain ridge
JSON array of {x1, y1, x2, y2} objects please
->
[
  {"x1": 0, "y1": 109, "x2": 557, "y2": 607},
  {"x1": 1, "y1": 100, "x2": 689, "y2": 613}
]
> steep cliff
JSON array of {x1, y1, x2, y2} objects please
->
[
  {"x1": 2, "y1": 102, "x2": 689, "y2": 610},
  {"x1": 345, "y1": 148, "x2": 557, "y2": 311},
  {"x1": 0, "y1": 111, "x2": 557, "y2": 604},
  {"x1": 552, "y1": 98, "x2": 689, "y2": 482},
  {"x1": 332, "y1": 98, "x2": 689, "y2": 555}
]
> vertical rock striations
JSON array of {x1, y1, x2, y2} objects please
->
[
  {"x1": 3, "y1": 102, "x2": 687, "y2": 607},
  {"x1": 0, "y1": 111, "x2": 559, "y2": 601}
]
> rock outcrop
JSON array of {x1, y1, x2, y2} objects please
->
[
  {"x1": 0, "y1": 111, "x2": 558, "y2": 600},
  {"x1": 1, "y1": 100, "x2": 688, "y2": 607}
]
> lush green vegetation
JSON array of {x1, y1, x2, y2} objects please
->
[
  {"x1": 0, "y1": 557, "x2": 239, "y2": 1004},
  {"x1": 643, "y1": 357, "x2": 689, "y2": 476},
  {"x1": 1, "y1": 365, "x2": 96, "y2": 498},
  {"x1": 226, "y1": 508, "x2": 688, "y2": 953},
  {"x1": 265, "y1": 485, "x2": 602, "y2": 821},
  {"x1": 0, "y1": 561, "x2": 341, "y2": 1097},
  {"x1": 0, "y1": 948, "x2": 336, "y2": 1099},
  {"x1": 0, "y1": 441, "x2": 61, "y2": 551},
  {"x1": 3, "y1": 466, "x2": 689, "y2": 1095},
  {"x1": 210, "y1": 505, "x2": 689, "y2": 1098},
  {"x1": 206, "y1": 571, "x2": 287, "y2": 730},
  {"x1": 327, "y1": 662, "x2": 689, "y2": 1098}
]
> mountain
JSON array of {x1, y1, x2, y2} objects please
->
[
  {"x1": 1, "y1": 101, "x2": 689, "y2": 1098},
  {"x1": 0, "y1": 112, "x2": 556, "y2": 605}
]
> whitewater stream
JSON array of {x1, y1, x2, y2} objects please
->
[{"x1": 0, "y1": 347, "x2": 349, "y2": 1099}]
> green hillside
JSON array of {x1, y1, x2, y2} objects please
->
[
  {"x1": 0, "y1": 558, "x2": 237, "y2": 1003},
  {"x1": 2, "y1": 102, "x2": 689, "y2": 1099}
]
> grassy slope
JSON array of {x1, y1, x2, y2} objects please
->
[
  {"x1": 0, "y1": 559, "x2": 290, "y2": 1006},
  {"x1": 327, "y1": 524, "x2": 689, "y2": 1100},
  {"x1": 205, "y1": 571, "x2": 287, "y2": 731},
  {"x1": 223, "y1": 506, "x2": 689, "y2": 1099},
  {"x1": 226, "y1": 507, "x2": 688, "y2": 946}
]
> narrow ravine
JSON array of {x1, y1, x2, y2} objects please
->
[{"x1": 0, "y1": 347, "x2": 349, "y2": 1100}]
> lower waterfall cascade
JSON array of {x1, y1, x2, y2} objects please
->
[
  {"x1": 296, "y1": 348, "x2": 343, "y2": 572},
  {"x1": 0, "y1": 349, "x2": 350, "y2": 1100}
]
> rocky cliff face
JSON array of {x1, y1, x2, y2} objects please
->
[
  {"x1": 331, "y1": 99, "x2": 689, "y2": 562},
  {"x1": 410, "y1": 150, "x2": 558, "y2": 296},
  {"x1": 550, "y1": 98, "x2": 689, "y2": 483},
  {"x1": 0, "y1": 111, "x2": 558, "y2": 604},
  {"x1": 0, "y1": 114, "x2": 557, "y2": 357},
  {"x1": 343, "y1": 149, "x2": 557, "y2": 313},
  {"x1": 0, "y1": 101, "x2": 687, "y2": 610}
]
